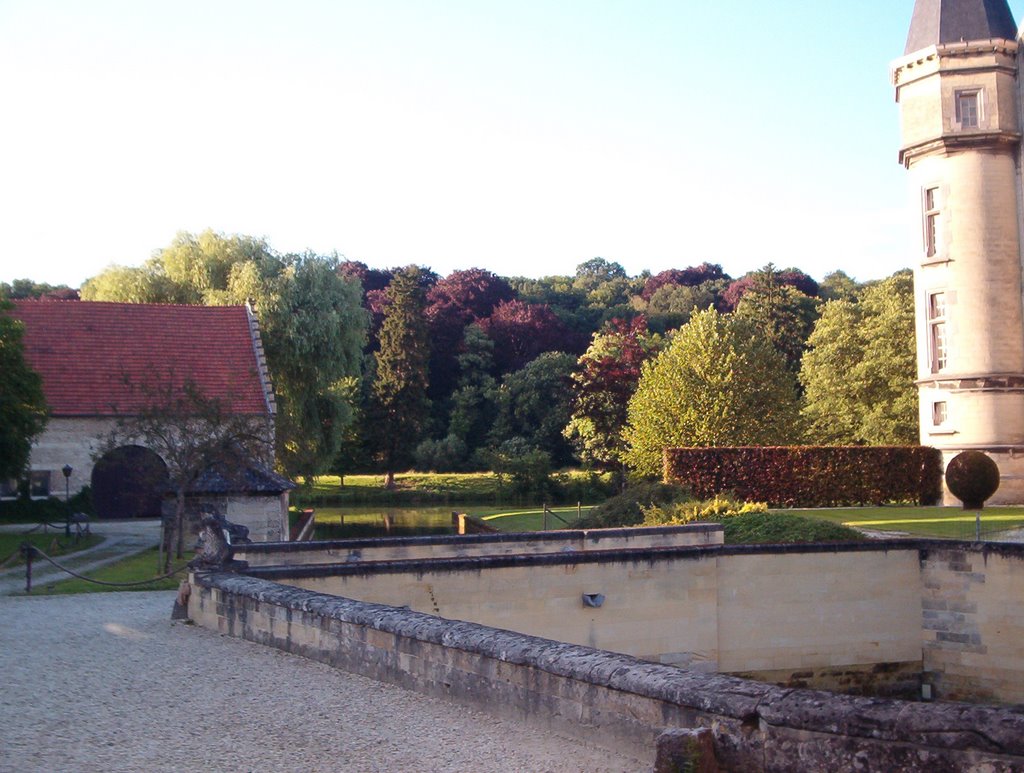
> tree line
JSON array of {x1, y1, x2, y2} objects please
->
[{"x1": 1, "y1": 230, "x2": 917, "y2": 490}]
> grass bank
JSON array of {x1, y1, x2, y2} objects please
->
[
  {"x1": 785, "y1": 506, "x2": 1024, "y2": 540},
  {"x1": 37, "y1": 548, "x2": 189, "y2": 594},
  {"x1": 296, "y1": 471, "x2": 615, "y2": 507},
  {"x1": 0, "y1": 532, "x2": 102, "y2": 568}
]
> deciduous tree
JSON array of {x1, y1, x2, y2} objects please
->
[
  {"x1": 98, "y1": 378, "x2": 273, "y2": 571},
  {"x1": 425, "y1": 268, "x2": 514, "y2": 403},
  {"x1": 800, "y1": 271, "x2": 917, "y2": 445},
  {"x1": 80, "y1": 233, "x2": 368, "y2": 480},
  {"x1": 0, "y1": 302, "x2": 48, "y2": 479},
  {"x1": 623, "y1": 307, "x2": 801, "y2": 476},
  {"x1": 446, "y1": 324, "x2": 499, "y2": 458},
  {"x1": 564, "y1": 317, "x2": 663, "y2": 470},
  {"x1": 478, "y1": 299, "x2": 571, "y2": 374},
  {"x1": 721, "y1": 266, "x2": 819, "y2": 311},
  {"x1": 489, "y1": 351, "x2": 577, "y2": 466}
]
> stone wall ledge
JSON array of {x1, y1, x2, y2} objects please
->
[
  {"x1": 240, "y1": 539, "x2": 1024, "y2": 581},
  {"x1": 194, "y1": 571, "x2": 1024, "y2": 758},
  {"x1": 238, "y1": 522, "x2": 723, "y2": 554}
]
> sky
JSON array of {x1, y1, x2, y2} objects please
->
[{"x1": 2, "y1": 0, "x2": 1020, "y2": 288}]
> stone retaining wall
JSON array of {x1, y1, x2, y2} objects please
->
[
  {"x1": 250, "y1": 543, "x2": 924, "y2": 681},
  {"x1": 188, "y1": 572, "x2": 1024, "y2": 771},
  {"x1": 922, "y1": 545, "x2": 1024, "y2": 703},
  {"x1": 235, "y1": 523, "x2": 723, "y2": 567}
]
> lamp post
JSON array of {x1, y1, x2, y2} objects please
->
[{"x1": 62, "y1": 464, "x2": 72, "y2": 538}]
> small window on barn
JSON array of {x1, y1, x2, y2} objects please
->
[{"x1": 29, "y1": 470, "x2": 51, "y2": 499}]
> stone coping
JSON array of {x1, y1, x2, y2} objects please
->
[
  {"x1": 239, "y1": 538, "x2": 1024, "y2": 581},
  {"x1": 193, "y1": 571, "x2": 1024, "y2": 757},
  {"x1": 239, "y1": 522, "x2": 723, "y2": 554}
]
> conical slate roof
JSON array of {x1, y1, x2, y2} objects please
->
[{"x1": 905, "y1": 0, "x2": 1017, "y2": 53}]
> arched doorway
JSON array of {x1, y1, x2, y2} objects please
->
[{"x1": 91, "y1": 446, "x2": 169, "y2": 519}]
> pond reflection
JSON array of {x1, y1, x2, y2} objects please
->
[{"x1": 309, "y1": 505, "x2": 504, "y2": 539}]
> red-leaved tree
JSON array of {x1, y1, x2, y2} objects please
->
[
  {"x1": 563, "y1": 316, "x2": 663, "y2": 471},
  {"x1": 477, "y1": 299, "x2": 570, "y2": 374}
]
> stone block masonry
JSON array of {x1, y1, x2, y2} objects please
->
[
  {"x1": 253, "y1": 543, "x2": 925, "y2": 682},
  {"x1": 189, "y1": 571, "x2": 1024, "y2": 771},
  {"x1": 235, "y1": 522, "x2": 724, "y2": 567},
  {"x1": 922, "y1": 546, "x2": 1024, "y2": 703}
]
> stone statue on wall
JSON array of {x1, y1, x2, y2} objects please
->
[{"x1": 188, "y1": 511, "x2": 251, "y2": 570}]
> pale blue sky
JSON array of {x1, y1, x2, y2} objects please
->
[{"x1": 2, "y1": 1, "x2": 1020, "y2": 287}]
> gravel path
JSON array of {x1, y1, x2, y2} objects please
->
[{"x1": 0, "y1": 591, "x2": 647, "y2": 772}]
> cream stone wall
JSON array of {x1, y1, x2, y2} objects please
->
[
  {"x1": 291, "y1": 557, "x2": 721, "y2": 669},
  {"x1": 279, "y1": 548, "x2": 923, "y2": 678},
  {"x1": 922, "y1": 548, "x2": 1024, "y2": 703},
  {"x1": 26, "y1": 417, "x2": 118, "y2": 495},
  {"x1": 228, "y1": 494, "x2": 288, "y2": 543},
  {"x1": 715, "y1": 552, "x2": 922, "y2": 673},
  {"x1": 895, "y1": 38, "x2": 1024, "y2": 506},
  {"x1": 912, "y1": 152, "x2": 1024, "y2": 376},
  {"x1": 236, "y1": 524, "x2": 723, "y2": 567},
  {"x1": 260, "y1": 543, "x2": 1024, "y2": 702},
  {"x1": 893, "y1": 42, "x2": 1020, "y2": 157}
]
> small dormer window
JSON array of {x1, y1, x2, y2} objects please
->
[{"x1": 956, "y1": 90, "x2": 980, "y2": 128}]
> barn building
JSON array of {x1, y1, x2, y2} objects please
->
[{"x1": 7, "y1": 300, "x2": 291, "y2": 541}]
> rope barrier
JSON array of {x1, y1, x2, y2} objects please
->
[
  {"x1": 20, "y1": 520, "x2": 72, "y2": 535},
  {"x1": 23, "y1": 545, "x2": 187, "y2": 588}
]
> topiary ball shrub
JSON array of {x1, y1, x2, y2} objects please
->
[{"x1": 945, "y1": 451, "x2": 1000, "y2": 510}]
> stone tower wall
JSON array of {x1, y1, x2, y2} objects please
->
[{"x1": 895, "y1": 38, "x2": 1024, "y2": 503}]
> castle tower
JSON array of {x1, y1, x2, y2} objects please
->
[{"x1": 892, "y1": 0, "x2": 1024, "y2": 503}]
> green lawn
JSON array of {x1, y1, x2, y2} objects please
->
[
  {"x1": 37, "y1": 548, "x2": 189, "y2": 595},
  {"x1": 780, "y1": 506, "x2": 1024, "y2": 540},
  {"x1": 0, "y1": 531, "x2": 103, "y2": 568},
  {"x1": 296, "y1": 471, "x2": 614, "y2": 506}
]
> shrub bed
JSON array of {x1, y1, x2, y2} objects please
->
[
  {"x1": 575, "y1": 481, "x2": 691, "y2": 528},
  {"x1": 663, "y1": 446, "x2": 943, "y2": 508},
  {"x1": 0, "y1": 487, "x2": 94, "y2": 524}
]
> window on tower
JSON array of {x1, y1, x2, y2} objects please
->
[
  {"x1": 928, "y1": 291, "x2": 948, "y2": 373},
  {"x1": 956, "y1": 90, "x2": 980, "y2": 129},
  {"x1": 923, "y1": 187, "x2": 940, "y2": 258},
  {"x1": 932, "y1": 401, "x2": 948, "y2": 427}
]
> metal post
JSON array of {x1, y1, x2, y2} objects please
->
[
  {"x1": 976, "y1": 511, "x2": 982, "y2": 542},
  {"x1": 62, "y1": 464, "x2": 73, "y2": 539},
  {"x1": 543, "y1": 504, "x2": 548, "y2": 531},
  {"x1": 22, "y1": 543, "x2": 33, "y2": 594}
]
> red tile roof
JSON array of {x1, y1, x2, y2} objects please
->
[{"x1": 10, "y1": 300, "x2": 271, "y2": 417}]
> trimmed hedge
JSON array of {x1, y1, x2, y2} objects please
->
[
  {"x1": 0, "y1": 486, "x2": 95, "y2": 524},
  {"x1": 663, "y1": 447, "x2": 943, "y2": 508}
]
